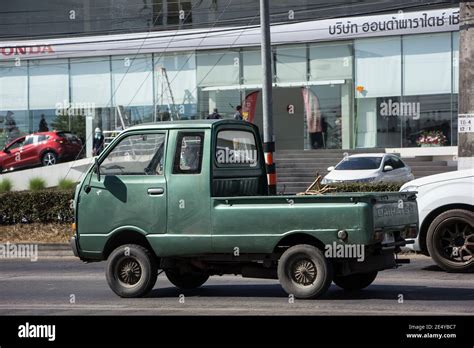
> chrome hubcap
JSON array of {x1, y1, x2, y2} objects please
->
[
  {"x1": 291, "y1": 259, "x2": 317, "y2": 285},
  {"x1": 118, "y1": 258, "x2": 142, "y2": 285}
]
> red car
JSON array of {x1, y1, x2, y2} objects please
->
[{"x1": 0, "y1": 131, "x2": 82, "y2": 173}]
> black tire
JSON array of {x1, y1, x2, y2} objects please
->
[
  {"x1": 165, "y1": 269, "x2": 209, "y2": 289},
  {"x1": 277, "y1": 244, "x2": 333, "y2": 299},
  {"x1": 41, "y1": 151, "x2": 57, "y2": 166},
  {"x1": 106, "y1": 244, "x2": 158, "y2": 298},
  {"x1": 426, "y1": 209, "x2": 474, "y2": 273},
  {"x1": 333, "y1": 271, "x2": 378, "y2": 291}
]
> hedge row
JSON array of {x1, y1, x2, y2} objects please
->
[
  {"x1": 326, "y1": 182, "x2": 403, "y2": 192},
  {"x1": 0, "y1": 182, "x2": 402, "y2": 225},
  {"x1": 0, "y1": 189, "x2": 75, "y2": 225}
]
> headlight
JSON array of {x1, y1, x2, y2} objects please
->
[
  {"x1": 321, "y1": 178, "x2": 331, "y2": 184},
  {"x1": 400, "y1": 185, "x2": 418, "y2": 192}
]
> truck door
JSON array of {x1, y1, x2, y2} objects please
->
[
  {"x1": 77, "y1": 131, "x2": 168, "y2": 245},
  {"x1": 152, "y1": 129, "x2": 212, "y2": 255}
]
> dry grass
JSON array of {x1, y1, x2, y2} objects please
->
[{"x1": 0, "y1": 223, "x2": 72, "y2": 243}]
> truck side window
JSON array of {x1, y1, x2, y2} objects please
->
[
  {"x1": 173, "y1": 132, "x2": 204, "y2": 174},
  {"x1": 215, "y1": 130, "x2": 258, "y2": 167},
  {"x1": 100, "y1": 133, "x2": 166, "y2": 176}
]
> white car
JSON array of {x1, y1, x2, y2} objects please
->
[
  {"x1": 321, "y1": 153, "x2": 414, "y2": 184},
  {"x1": 400, "y1": 169, "x2": 474, "y2": 272}
]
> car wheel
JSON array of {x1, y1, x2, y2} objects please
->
[
  {"x1": 426, "y1": 209, "x2": 474, "y2": 273},
  {"x1": 333, "y1": 271, "x2": 378, "y2": 291},
  {"x1": 41, "y1": 151, "x2": 57, "y2": 166},
  {"x1": 165, "y1": 269, "x2": 209, "y2": 289},
  {"x1": 106, "y1": 244, "x2": 158, "y2": 298},
  {"x1": 277, "y1": 244, "x2": 333, "y2": 299}
]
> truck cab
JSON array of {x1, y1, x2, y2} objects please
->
[{"x1": 71, "y1": 120, "x2": 418, "y2": 299}]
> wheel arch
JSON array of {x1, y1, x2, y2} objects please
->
[
  {"x1": 419, "y1": 203, "x2": 474, "y2": 255},
  {"x1": 103, "y1": 228, "x2": 155, "y2": 259},
  {"x1": 273, "y1": 232, "x2": 326, "y2": 255}
]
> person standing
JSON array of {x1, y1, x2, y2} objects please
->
[
  {"x1": 206, "y1": 108, "x2": 222, "y2": 119},
  {"x1": 38, "y1": 114, "x2": 49, "y2": 132},
  {"x1": 233, "y1": 105, "x2": 243, "y2": 120},
  {"x1": 93, "y1": 127, "x2": 105, "y2": 156},
  {"x1": 4, "y1": 111, "x2": 19, "y2": 143}
]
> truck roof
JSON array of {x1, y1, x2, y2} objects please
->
[{"x1": 125, "y1": 119, "x2": 249, "y2": 131}]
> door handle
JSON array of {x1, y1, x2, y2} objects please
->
[{"x1": 147, "y1": 187, "x2": 164, "y2": 195}]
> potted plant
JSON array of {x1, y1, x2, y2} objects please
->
[{"x1": 416, "y1": 130, "x2": 447, "y2": 147}]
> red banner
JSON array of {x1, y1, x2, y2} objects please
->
[
  {"x1": 242, "y1": 91, "x2": 259, "y2": 123},
  {"x1": 301, "y1": 87, "x2": 322, "y2": 133}
]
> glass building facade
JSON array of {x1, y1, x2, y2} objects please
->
[{"x1": 0, "y1": 9, "x2": 461, "y2": 152}]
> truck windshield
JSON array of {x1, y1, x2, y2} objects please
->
[{"x1": 335, "y1": 157, "x2": 382, "y2": 170}]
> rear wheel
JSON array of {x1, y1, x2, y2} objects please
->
[
  {"x1": 333, "y1": 271, "x2": 378, "y2": 291},
  {"x1": 106, "y1": 244, "x2": 158, "y2": 297},
  {"x1": 41, "y1": 151, "x2": 57, "y2": 166},
  {"x1": 165, "y1": 269, "x2": 209, "y2": 289},
  {"x1": 277, "y1": 244, "x2": 333, "y2": 299},
  {"x1": 426, "y1": 209, "x2": 474, "y2": 273}
]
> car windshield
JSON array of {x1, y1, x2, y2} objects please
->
[{"x1": 335, "y1": 157, "x2": 382, "y2": 170}]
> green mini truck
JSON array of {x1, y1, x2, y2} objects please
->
[{"x1": 71, "y1": 120, "x2": 418, "y2": 299}]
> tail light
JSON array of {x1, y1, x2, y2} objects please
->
[{"x1": 53, "y1": 137, "x2": 65, "y2": 144}]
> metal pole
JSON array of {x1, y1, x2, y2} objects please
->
[
  {"x1": 260, "y1": 0, "x2": 276, "y2": 195},
  {"x1": 458, "y1": 1, "x2": 474, "y2": 170}
]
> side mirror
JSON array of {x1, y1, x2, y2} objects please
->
[
  {"x1": 2, "y1": 147, "x2": 10, "y2": 153},
  {"x1": 327, "y1": 166, "x2": 335, "y2": 172},
  {"x1": 383, "y1": 165, "x2": 393, "y2": 172}
]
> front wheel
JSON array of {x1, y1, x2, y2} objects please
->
[
  {"x1": 106, "y1": 244, "x2": 158, "y2": 298},
  {"x1": 277, "y1": 244, "x2": 333, "y2": 299},
  {"x1": 426, "y1": 209, "x2": 474, "y2": 273},
  {"x1": 165, "y1": 269, "x2": 209, "y2": 289},
  {"x1": 333, "y1": 271, "x2": 378, "y2": 291},
  {"x1": 41, "y1": 151, "x2": 57, "y2": 166}
]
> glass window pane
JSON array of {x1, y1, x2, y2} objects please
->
[
  {"x1": 453, "y1": 31, "x2": 459, "y2": 94},
  {"x1": 275, "y1": 45, "x2": 306, "y2": 83},
  {"x1": 215, "y1": 130, "x2": 258, "y2": 167},
  {"x1": 100, "y1": 133, "x2": 166, "y2": 176},
  {"x1": 196, "y1": 50, "x2": 239, "y2": 87},
  {"x1": 0, "y1": 62, "x2": 28, "y2": 144},
  {"x1": 242, "y1": 48, "x2": 261, "y2": 84},
  {"x1": 111, "y1": 55, "x2": 153, "y2": 107},
  {"x1": 402, "y1": 94, "x2": 453, "y2": 147},
  {"x1": 173, "y1": 132, "x2": 204, "y2": 174},
  {"x1": 309, "y1": 42, "x2": 352, "y2": 81},
  {"x1": 355, "y1": 37, "x2": 401, "y2": 98},
  {"x1": 154, "y1": 52, "x2": 197, "y2": 120},
  {"x1": 403, "y1": 33, "x2": 451, "y2": 96},
  {"x1": 29, "y1": 59, "x2": 69, "y2": 110},
  {"x1": 29, "y1": 59, "x2": 69, "y2": 133},
  {"x1": 70, "y1": 57, "x2": 111, "y2": 107}
]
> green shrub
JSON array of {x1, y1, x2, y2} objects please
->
[
  {"x1": 0, "y1": 178, "x2": 12, "y2": 193},
  {"x1": 327, "y1": 182, "x2": 403, "y2": 192},
  {"x1": 29, "y1": 178, "x2": 47, "y2": 191},
  {"x1": 0, "y1": 189, "x2": 74, "y2": 224},
  {"x1": 58, "y1": 178, "x2": 77, "y2": 190}
]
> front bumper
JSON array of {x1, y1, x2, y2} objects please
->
[{"x1": 70, "y1": 235, "x2": 79, "y2": 258}]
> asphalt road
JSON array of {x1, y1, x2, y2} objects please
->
[{"x1": 0, "y1": 256, "x2": 473, "y2": 315}]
